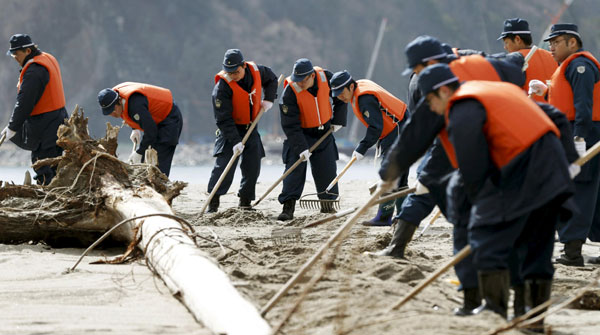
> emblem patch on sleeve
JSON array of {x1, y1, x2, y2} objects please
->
[
  {"x1": 282, "y1": 105, "x2": 288, "y2": 114},
  {"x1": 133, "y1": 114, "x2": 140, "y2": 121},
  {"x1": 577, "y1": 66, "x2": 586, "y2": 74},
  {"x1": 364, "y1": 111, "x2": 370, "y2": 118},
  {"x1": 215, "y1": 99, "x2": 222, "y2": 108}
]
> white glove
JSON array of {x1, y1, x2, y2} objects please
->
[
  {"x1": 569, "y1": 163, "x2": 581, "y2": 179},
  {"x1": 130, "y1": 129, "x2": 142, "y2": 145},
  {"x1": 332, "y1": 124, "x2": 343, "y2": 132},
  {"x1": 415, "y1": 180, "x2": 430, "y2": 195},
  {"x1": 1, "y1": 126, "x2": 16, "y2": 140},
  {"x1": 128, "y1": 151, "x2": 143, "y2": 164},
  {"x1": 528, "y1": 79, "x2": 548, "y2": 96},
  {"x1": 299, "y1": 149, "x2": 312, "y2": 161},
  {"x1": 233, "y1": 142, "x2": 245, "y2": 155},
  {"x1": 574, "y1": 138, "x2": 586, "y2": 157},
  {"x1": 352, "y1": 151, "x2": 364, "y2": 161},
  {"x1": 261, "y1": 100, "x2": 273, "y2": 112},
  {"x1": 377, "y1": 177, "x2": 399, "y2": 193}
]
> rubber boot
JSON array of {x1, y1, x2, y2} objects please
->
[
  {"x1": 474, "y1": 269, "x2": 509, "y2": 319},
  {"x1": 207, "y1": 195, "x2": 220, "y2": 213},
  {"x1": 277, "y1": 199, "x2": 295, "y2": 221},
  {"x1": 555, "y1": 240, "x2": 584, "y2": 266},
  {"x1": 238, "y1": 197, "x2": 254, "y2": 211},
  {"x1": 453, "y1": 287, "x2": 482, "y2": 316},
  {"x1": 524, "y1": 279, "x2": 552, "y2": 333},
  {"x1": 361, "y1": 200, "x2": 395, "y2": 226},
  {"x1": 512, "y1": 284, "x2": 526, "y2": 320},
  {"x1": 368, "y1": 219, "x2": 417, "y2": 258}
]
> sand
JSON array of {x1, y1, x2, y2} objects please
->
[{"x1": 1, "y1": 175, "x2": 600, "y2": 334}]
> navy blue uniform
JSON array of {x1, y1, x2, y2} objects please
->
[
  {"x1": 555, "y1": 51, "x2": 600, "y2": 243},
  {"x1": 380, "y1": 53, "x2": 526, "y2": 289},
  {"x1": 208, "y1": 64, "x2": 278, "y2": 200},
  {"x1": 126, "y1": 93, "x2": 183, "y2": 176},
  {"x1": 447, "y1": 99, "x2": 573, "y2": 280},
  {"x1": 8, "y1": 51, "x2": 67, "y2": 185},
  {"x1": 278, "y1": 69, "x2": 347, "y2": 203}
]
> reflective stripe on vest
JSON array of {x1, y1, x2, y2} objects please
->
[
  {"x1": 283, "y1": 67, "x2": 332, "y2": 128},
  {"x1": 449, "y1": 54, "x2": 501, "y2": 82},
  {"x1": 439, "y1": 81, "x2": 559, "y2": 169},
  {"x1": 214, "y1": 61, "x2": 262, "y2": 125},
  {"x1": 548, "y1": 51, "x2": 600, "y2": 121},
  {"x1": 114, "y1": 82, "x2": 173, "y2": 130},
  {"x1": 351, "y1": 79, "x2": 407, "y2": 139},
  {"x1": 18, "y1": 52, "x2": 66, "y2": 116},
  {"x1": 519, "y1": 48, "x2": 558, "y2": 103}
]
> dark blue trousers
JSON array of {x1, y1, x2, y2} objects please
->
[
  {"x1": 208, "y1": 128, "x2": 264, "y2": 200},
  {"x1": 469, "y1": 200, "x2": 559, "y2": 281},
  {"x1": 557, "y1": 154, "x2": 600, "y2": 243},
  {"x1": 278, "y1": 133, "x2": 338, "y2": 203}
]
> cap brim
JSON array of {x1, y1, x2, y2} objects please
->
[
  {"x1": 101, "y1": 106, "x2": 114, "y2": 115},
  {"x1": 543, "y1": 33, "x2": 560, "y2": 42},
  {"x1": 331, "y1": 87, "x2": 344, "y2": 97},
  {"x1": 290, "y1": 73, "x2": 309, "y2": 82},
  {"x1": 497, "y1": 33, "x2": 508, "y2": 41},
  {"x1": 223, "y1": 64, "x2": 241, "y2": 73},
  {"x1": 401, "y1": 67, "x2": 414, "y2": 76}
]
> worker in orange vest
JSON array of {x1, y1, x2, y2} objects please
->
[
  {"x1": 497, "y1": 18, "x2": 557, "y2": 103},
  {"x1": 277, "y1": 58, "x2": 347, "y2": 220},
  {"x1": 329, "y1": 70, "x2": 409, "y2": 227},
  {"x1": 530, "y1": 23, "x2": 600, "y2": 266},
  {"x1": 419, "y1": 63, "x2": 574, "y2": 326},
  {"x1": 97, "y1": 82, "x2": 183, "y2": 177},
  {"x1": 208, "y1": 49, "x2": 278, "y2": 213},
  {"x1": 2, "y1": 34, "x2": 68, "y2": 185}
]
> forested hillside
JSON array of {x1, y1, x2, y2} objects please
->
[{"x1": 0, "y1": 0, "x2": 598, "y2": 144}]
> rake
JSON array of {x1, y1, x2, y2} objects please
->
[
  {"x1": 298, "y1": 155, "x2": 358, "y2": 210},
  {"x1": 271, "y1": 186, "x2": 416, "y2": 244}
]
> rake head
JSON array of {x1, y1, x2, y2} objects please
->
[
  {"x1": 271, "y1": 227, "x2": 302, "y2": 245},
  {"x1": 298, "y1": 199, "x2": 340, "y2": 211}
]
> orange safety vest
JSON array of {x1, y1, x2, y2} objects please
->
[
  {"x1": 448, "y1": 54, "x2": 501, "y2": 82},
  {"x1": 548, "y1": 51, "x2": 600, "y2": 121},
  {"x1": 439, "y1": 81, "x2": 559, "y2": 169},
  {"x1": 284, "y1": 67, "x2": 332, "y2": 128},
  {"x1": 519, "y1": 48, "x2": 557, "y2": 103},
  {"x1": 351, "y1": 79, "x2": 407, "y2": 139},
  {"x1": 18, "y1": 52, "x2": 66, "y2": 116},
  {"x1": 214, "y1": 61, "x2": 262, "y2": 125},
  {"x1": 113, "y1": 82, "x2": 173, "y2": 130}
]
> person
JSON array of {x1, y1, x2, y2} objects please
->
[
  {"x1": 1, "y1": 34, "x2": 68, "y2": 185},
  {"x1": 530, "y1": 23, "x2": 600, "y2": 266},
  {"x1": 277, "y1": 58, "x2": 347, "y2": 221},
  {"x1": 97, "y1": 82, "x2": 183, "y2": 177},
  {"x1": 207, "y1": 49, "x2": 278, "y2": 213},
  {"x1": 374, "y1": 35, "x2": 527, "y2": 317},
  {"x1": 498, "y1": 17, "x2": 557, "y2": 102},
  {"x1": 330, "y1": 70, "x2": 409, "y2": 226},
  {"x1": 417, "y1": 63, "x2": 574, "y2": 325}
]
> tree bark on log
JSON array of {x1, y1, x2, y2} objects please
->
[{"x1": 0, "y1": 106, "x2": 271, "y2": 334}]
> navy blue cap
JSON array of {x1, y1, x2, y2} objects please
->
[
  {"x1": 222, "y1": 49, "x2": 244, "y2": 72},
  {"x1": 417, "y1": 63, "x2": 459, "y2": 96},
  {"x1": 402, "y1": 36, "x2": 447, "y2": 76},
  {"x1": 7, "y1": 34, "x2": 35, "y2": 56},
  {"x1": 98, "y1": 88, "x2": 119, "y2": 115},
  {"x1": 440, "y1": 43, "x2": 454, "y2": 55},
  {"x1": 543, "y1": 23, "x2": 580, "y2": 42},
  {"x1": 330, "y1": 70, "x2": 353, "y2": 97},
  {"x1": 498, "y1": 18, "x2": 531, "y2": 40},
  {"x1": 290, "y1": 58, "x2": 314, "y2": 82}
]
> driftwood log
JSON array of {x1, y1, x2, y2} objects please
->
[{"x1": 0, "y1": 106, "x2": 271, "y2": 335}]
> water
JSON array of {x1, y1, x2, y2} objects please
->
[{"x1": 0, "y1": 161, "x2": 418, "y2": 185}]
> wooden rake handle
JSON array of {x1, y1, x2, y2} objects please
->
[
  {"x1": 261, "y1": 179, "x2": 395, "y2": 316},
  {"x1": 574, "y1": 140, "x2": 600, "y2": 167},
  {"x1": 325, "y1": 155, "x2": 357, "y2": 192},
  {"x1": 200, "y1": 75, "x2": 283, "y2": 216},
  {"x1": 252, "y1": 127, "x2": 334, "y2": 208},
  {"x1": 0, "y1": 132, "x2": 6, "y2": 147},
  {"x1": 521, "y1": 45, "x2": 538, "y2": 72}
]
